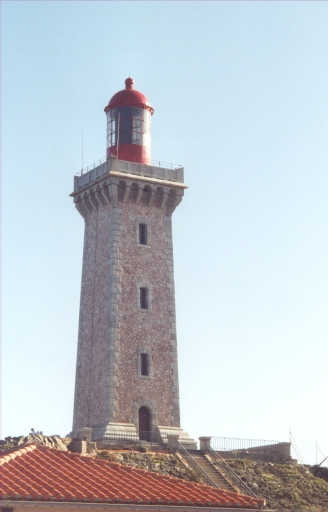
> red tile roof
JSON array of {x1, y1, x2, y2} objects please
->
[{"x1": 0, "y1": 444, "x2": 265, "y2": 509}]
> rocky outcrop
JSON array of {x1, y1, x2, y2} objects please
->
[
  {"x1": 225, "y1": 459, "x2": 328, "y2": 512},
  {"x1": 1, "y1": 434, "x2": 68, "y2": 451},
  {"x1": 96, "y1": 450, "x2": 202, "y2": 483},
  {"x1": 311, "y1": 465, "x2": 328, "y2": 483}
]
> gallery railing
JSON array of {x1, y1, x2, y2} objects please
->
[
  {"x1": 81, "y1": 157, "x2": 182, "y2": 175},
  {"x1": 75, "y1": 157, "x2": 185, "y2": 191}
]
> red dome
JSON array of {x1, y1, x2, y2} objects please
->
[{"x1": 104, "y1": 78, "x2": 154, "y2": 114}]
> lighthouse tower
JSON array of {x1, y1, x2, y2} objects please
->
[{"x1": 70, "y1": 78, "x2": 193, "y2": 445}]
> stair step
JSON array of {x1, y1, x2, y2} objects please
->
[{"x1": 184, "y1": 451, "x2": 237, "y2": 493}]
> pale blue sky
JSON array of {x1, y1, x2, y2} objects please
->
[{"x1": 2, "y1": 1, "x2": 328, "y2": 465}]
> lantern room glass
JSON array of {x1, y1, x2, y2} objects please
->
[{"x1": 107, "y1": 107, "x2": 151, "y2": 149}]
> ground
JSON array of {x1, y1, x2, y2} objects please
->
[
  {"x1": 96, "y1": 448, "x2": 201, "y2": 482},
  {"x1": 224, "y1": 458, "x2": 328, "y2": 512}
]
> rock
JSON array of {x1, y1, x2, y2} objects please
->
[
  {"x1": 1, "y1": 434, "x2": 67, "y2": 451},
  {"x1": 52, "y1": 436, "x2": 68, "y2": 451},
  {"x1": 311, "y1": 465, "x2": 328, "y2": 483},
  {"x1": 225, "y1": 458, "x2": 328, "y2": 511},
  {"x1": 95, "y1": 450, "x2": 201, "y2": 483}
]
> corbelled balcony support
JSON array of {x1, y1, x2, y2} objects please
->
[{"x1": 71, "y1": 175, "x2": 186, "y2": 219}]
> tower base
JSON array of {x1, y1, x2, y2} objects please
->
[{"x1": 69, "y1": 423, "x2": 197, "y2": 449}]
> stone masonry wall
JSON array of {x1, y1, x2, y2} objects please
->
[
  {"x1": 117, "y1": 198, "x2": 180, "y2": 428},
  {"x1": 73, "y1": 186, "x2": 180, "y2": 432},
  {"x1": 73, "y1": 204, "x2": 113, "y2": 430}
]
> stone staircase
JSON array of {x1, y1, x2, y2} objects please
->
[{"x1": 187, "y1": 450, "x2": 237, "y2": 492}]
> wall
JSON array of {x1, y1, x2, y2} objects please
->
[{"x1": 72, "y1": 176, "x2": 182, "y2": 434}]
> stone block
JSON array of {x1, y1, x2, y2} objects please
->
[
  {"x1": 199, "y1": 436, "x2": 211, "y2": 451},
  {"x1": 167, "y1": 434, "x2": 180, "y2": 449},
  {"x1": 70, "y1": 440, "x2": 88, "y2": 454}
]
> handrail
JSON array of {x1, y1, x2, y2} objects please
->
[
  {"x1": 204, "y1": 442, "x2": 258, "y2": 498},
  {"x1": 113, "y1": 156, "x2": 182, "y2": 169},
  {"x1": 176, "y1": 441, "x2": 219, "y2": 488},
  {"x1": 148, "y1": 158, "x2": 182, "y2": 169}
]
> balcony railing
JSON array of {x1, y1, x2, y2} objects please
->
[
  {"x1": 80, "y1": 158, "x2": 106, "y2": 175},
  {"x1": 74, "y1": 157, "x2": 185, "y2": 192},
  {"x1": 80, "y1": 157, "x2": 182, "y2": 176}
]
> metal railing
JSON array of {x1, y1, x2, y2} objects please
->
[
  {"x1": 204, "y1": 442, "x2": 257, "y2": 498},
  {"x1": 176, "y1": 441, "x2": 219, "y2": 488},
  {"x1": 81, "y1": 158, "x2": 106, "y2": 175},
  {"x1": 100, "y1": 430, "x2": 167, "y2": 447},
  {"x1": 107, "y1": 153, "x2": 182, "y2": 169},
  {"x1": 80, "y1": 156, "x2": 182, "y2": 175},
  {"x1": 148, "y1": 158, "x2": 182, "y2": 170},
  {"x1": 211, "y1": 436, "x2": 280, "y2": 456}
]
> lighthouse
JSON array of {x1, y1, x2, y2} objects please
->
[{"x1": 70, "y1": 78, "x2": 194, "y2": 446}]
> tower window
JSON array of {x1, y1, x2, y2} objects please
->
[
  {"x1": 137, "y1": 282, "x2": 151, "y2": 311},
  {"x1": 139, "y1": 223, "x2": 148, "y2": 245},
  {"x1": 140, "y1": 287, "x2": 148, "y2": 309},
  {"x1": 140, "y1": 353, "x2": 149, "y2": 376},
  {"x1": 137, "y1": 347, "x2": 152, "y2": 378},
  {"x1": 136, "y1": 218, "x2": 150, "y2": 247}
]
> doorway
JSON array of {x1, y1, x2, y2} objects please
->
[{"x1": 138, "y1": 406, "x2": 150, "y2": 441}]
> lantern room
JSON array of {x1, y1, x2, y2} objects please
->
[{"x1": 104, "y1": 78, "x2": 154, "y2": 165}]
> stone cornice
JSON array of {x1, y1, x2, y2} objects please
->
[
  {"x1": 110, "y1": 171, "x2": 188, "y2": 189},
  {"x1": 72, "y1": 174, "x2": 184, "y2": 219},
  {"x1": 70, "y1": 171, "x2": 187, "y2": 199}
]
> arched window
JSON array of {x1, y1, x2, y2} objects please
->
[{"x1": 138, "y1": 406, "x2": 150, "y2": 441}]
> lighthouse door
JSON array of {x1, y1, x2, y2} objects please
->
[{"x1": 138, "y1": 407, "x2": 150, "y2": 441}]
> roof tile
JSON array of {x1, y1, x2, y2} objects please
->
[{"x1": 0, "y1": 444, "x2": 265, "y2": 509}]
